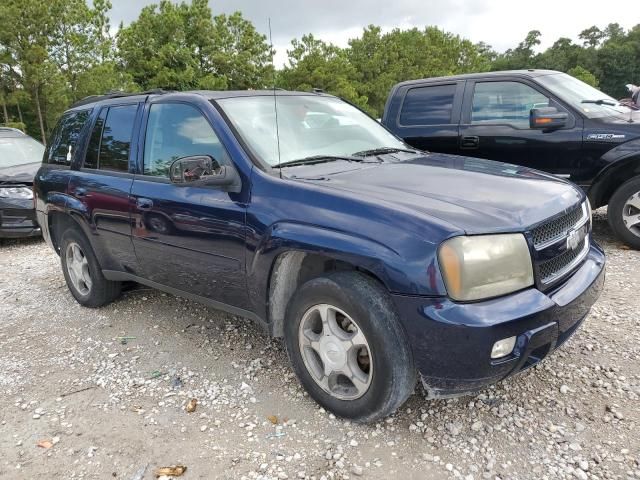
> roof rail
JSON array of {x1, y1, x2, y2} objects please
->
[{"x1": 70, "y1": 89, "x2": 172, "y2": 108}]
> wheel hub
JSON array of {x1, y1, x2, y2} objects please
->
[
  {"x1": 298, "y1": 303, "x2": 373, "y2": 400},
  {"x1": 622, "y1": 191, "x2": 640, "y2": 238}
]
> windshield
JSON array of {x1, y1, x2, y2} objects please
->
[
  {"x1": 217, "y1": 95, "x2": 406, "y2": 166},
  {"x1": 537, "y1": 73, "x2": 632, "y2": 119},
  {"x1": 0, "y1": 135, "x2": 45, "y2": 168}
]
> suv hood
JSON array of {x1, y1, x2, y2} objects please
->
[
  {"x1": 0, "y1": 162, "x2": 40, "y2": 185},
  {"x1": 289, "y1": 153, "x2": 583, "y2": 234}
]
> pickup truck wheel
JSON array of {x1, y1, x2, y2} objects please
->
[
  {"x1": 60, "y1": 228, "x2": 121, "y2": 307},
  {"x1": 284, "y1": 271, "x2": 416, "y2": 422},
  {"x1": 608, "y1": 177, "x2": 640, "y2": 249}
]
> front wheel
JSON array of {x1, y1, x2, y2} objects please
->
[
  {"x1": 608, "y1": 176, "x2": 640, "y2": 249},
  {"x1": 284, "y1": 271, "x2": 416, "y2": 422}
]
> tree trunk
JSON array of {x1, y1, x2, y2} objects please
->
[
  {"x1": 34, "y1": 86, "x2": 46, "y2": 145},
  {"x1": 16, "y1": 99, "x2": 23, "y2": 124},
  {"x1": 1, "y1": 95, "x2": 8, "y2": 125}
]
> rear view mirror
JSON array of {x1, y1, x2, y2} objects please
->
[
  {"x1": 169, "y1": 155, "x2": 241, "y2": 192},
  {"x1": 530, "y1": 107, "x2": 568, "y2": 130}
]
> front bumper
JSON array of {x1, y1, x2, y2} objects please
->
[
  {"x1": 0, "y1": 200, "x2": 40, "y2": 239},
  {"x1": 392, "y1": 243, "x2": 605, "y2": 398}
]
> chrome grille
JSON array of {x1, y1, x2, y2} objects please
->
[
  {"x1": 538, "y1": 238, "x2": 589, "y2": 284},
  {"x1": 531, "y1": 205, "x2": 585, "y2": 249}
]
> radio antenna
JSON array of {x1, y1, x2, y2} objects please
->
[{"x1": 268, "y1": 18, "x2": 282, "y2": 176}]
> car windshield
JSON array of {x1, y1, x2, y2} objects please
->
[
  {"x1": 537, "y1": 73, "x2": 633, "y2": 119},
  {"x1": 216, "y1": 95, "x2": 407, "y2": 167},
  {"x1": 0, "y1": 135, "x2": 45, "y2": 168}
]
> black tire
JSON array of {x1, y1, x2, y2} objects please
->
[
  {"x1": 59, "y1": 227, "x2": 121, "y2": 307},
  {"x1": 284, "y1": 271, "x2": 416, "y2": 422},
  {"x1": 608, "y1": 176, "x2": 640, "y2": 249}
]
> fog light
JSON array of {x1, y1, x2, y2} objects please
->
[{"x1": 491, "y1": 336, "x2": 517, "y2": 359}]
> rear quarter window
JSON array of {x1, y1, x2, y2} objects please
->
[
  {"x1": 399, "y1": 84, "x2": 456, "y2": 126},
  {"x1": 45, "y1": 109, "x2": 91, "y2": 165}
]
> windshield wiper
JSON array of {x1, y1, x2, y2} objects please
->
[
  {"x1": 352, "y1": 147, "x2": 418, "y2": 157},
  {"x1": 581, "y1": 99, "x2": 618, "y2": 107},
  {"x1": 275, "y1": 155, "x2": 365, "y2": 169}
]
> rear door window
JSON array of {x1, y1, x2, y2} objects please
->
[
  {"x1": 46, "y1": 110, "x2": 91, "y2": 165},
  {"x1": 82, "y1": 104, "x2": 138, "y2": 172},
  {"x1": 399, "y1": 84, "x2": 457, "y2": 126}
]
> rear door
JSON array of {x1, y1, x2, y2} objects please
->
[
  {"x1": 129, "y1": 100, "x2": 249, "y2": 307},
  {"x1": 458, "y1": 79, "x2": 583, "y2": 177},
  {"x1": 385, "y1": 81, "x2": 464, "y2": 154},
  {"x1": 68, "y1": 103, "x2": 142, "y2": 271}
]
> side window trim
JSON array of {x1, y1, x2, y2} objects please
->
[
  {"x1": 395, "y1": 81, "x2": 464, "y2": 128},
  {"x1": 460, "y1": 78, "x2": 576, "y2": 129},
  {"x1": 137, "y1": 100, "x2": 231, "y2": 179}
]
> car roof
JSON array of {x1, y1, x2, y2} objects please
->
[
  {"x1": 0, "y1": 127, "x2": 27, "y2": 138},
  {"x1": 393, "y1": 69, "x2": 563, "y2": 88},
  {"x1": 69, "y1": 89, "x2": 335, "y2": 110}
]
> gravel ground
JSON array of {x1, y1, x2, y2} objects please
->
[{"x1": 0, "y1": 209, "x2": 638, "y2": 480}]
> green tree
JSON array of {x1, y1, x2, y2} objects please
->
[
  {"x1": 117, "y1": 0, "x2": 272, "y2": 91},
  {"x1": 567, "y1": 66, "x2": 599, "y2": 87},
  {"x1": 279, "y1": 34, "x2": 369, "y2": 112}
]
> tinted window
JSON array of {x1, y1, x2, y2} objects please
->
[
  {"x1": 46, "y1": 110, "x2": 90, "y2": 165},
  {"x1": 399, "y1": 84, "x2": 456, "y2": 126},
  {"x1": 84, "y1": 108, "x2": 107, "y2": 169},
  {"x1": 472, "y1": 81, "x2": 550, "y2": 127},
  {"x1": 98, "y1": 105, "x2": 138, "y2": 172},
  {"x1": 143, "y1": 103, "x2": 228, "y2": 177}
]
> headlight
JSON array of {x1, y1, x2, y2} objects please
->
[
  {"x1": 0, "y1": 186, "x2": 33, "y2": 199},
  {"x1": 585, "y1": 199, "x2": 592, "y2": 225},
  {"x1": 438, "y1": 234, "x2": 534, "y2": 301}
]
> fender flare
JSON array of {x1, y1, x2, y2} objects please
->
[{"x1": 589, "y1": 147, "x2": 640, "y2": 208}]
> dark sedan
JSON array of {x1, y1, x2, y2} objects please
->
[{"x1": 0, "y1": 127, "x2": 45, "y2": 238}]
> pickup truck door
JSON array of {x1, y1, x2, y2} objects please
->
[
  {"x1": 129, "y1": 100, "x2": 249, "y2": 308},
  {"x1": 458, "y1": 78, "x2": 584, "y2": 179},
  {"x1": 383, "y1": 81, "x2": 464, "y2": 154}
]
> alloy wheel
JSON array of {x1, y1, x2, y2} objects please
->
[
  {"x1": 622, "y1": 192, "x2": 640, "y2": 238},
  {"x1": 298, "y1": 303, "x2": 373, "y2": 400},
  {"x1": 65, "y1": 242, "x2": 92, "y2": 296}
]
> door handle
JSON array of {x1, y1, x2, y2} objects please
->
[
  {"x1": 460, "y1": 136, "x2": 480, "y2": 149},
  {"x1": 136, "y1": 198, "x2": 154, "y2": 210}
]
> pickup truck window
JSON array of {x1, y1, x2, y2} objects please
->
[
  {"x1": 471, "y1": 81, "x2": 549, "y2": 127},
  {"x1": 536, "y1": 73, "x2": 633, "y2": 119},
  {"x1": 143, "y1": 103, "x2": 229, "y2": 177},
  {"x1": 399, "y1": 84, "x2": 456, "y2": 126},
  {"x1": 46, "y1": 109, "x2": 91, "y2": 165}
]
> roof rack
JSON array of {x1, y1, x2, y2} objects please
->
[
  {"x1": 70, "y1": 89, "x2": 172, "y2": 108},
  {"x1": 0, "y1": 126, "x2": 25, "y2": 135}
]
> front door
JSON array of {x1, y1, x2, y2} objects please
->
[
  {"x1": 130, "y1": 101, "x2": 248, "y2": 307},
  {"x1": 458, "y1": 79, "x2": 583, "y2": 179}
]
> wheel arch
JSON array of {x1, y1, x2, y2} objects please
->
[
  {"x1": 589, "y1": 154, "x2": 640, "y2": 209},
  {"x1": 251, "y1": 222, "x2": 406, "y2": 338}
]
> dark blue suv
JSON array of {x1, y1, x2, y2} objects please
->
[{"x1": 34, "y1": 90, "x2": 605, "y2": 422}]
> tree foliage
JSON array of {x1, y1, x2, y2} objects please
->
[{"x1": 1, "y1": 0, "x2": 639, "y2": 138}]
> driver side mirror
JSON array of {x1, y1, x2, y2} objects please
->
[
  {"x1": 169, "y1": 155, "x2": 241, "y2": 192},
  {"x1": 530, "y1": 107, "x2": 568, "y2": 130}
]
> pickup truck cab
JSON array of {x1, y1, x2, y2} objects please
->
[
  {"x1": 382, "y1": 70, "x2": 640, "y2": 248},
  {"x1": 34, "y1": 89, "x2": 604, "y2": 422}
]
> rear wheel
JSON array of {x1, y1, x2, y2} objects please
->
[
  {"x1": 60, "y1": 228, "x2": 121, "y2": 307},
  {"x1": 608, "y1": 176, "x2": 640, "y2": 249},
  {"x1": 284, "y1": 271, "x2": 416, "y2": 422}
]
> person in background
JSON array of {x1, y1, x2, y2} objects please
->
[{"x1": 626, "y1": 84, "x2": 640, "y2": 107}]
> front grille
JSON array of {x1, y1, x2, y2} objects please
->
[
  {"x1": 538, "y1": 238, "x2": 588, "y2": 283},
  {"x1": 528, "y1": 201, "x2": 591, "y2": 288},
  {"x1": 531, "y1": 205, "x2": 585, "y2": 248}
]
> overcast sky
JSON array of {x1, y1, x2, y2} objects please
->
[{"x1": 108, "y1": 0, "x2": 639, "y2": 66}]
